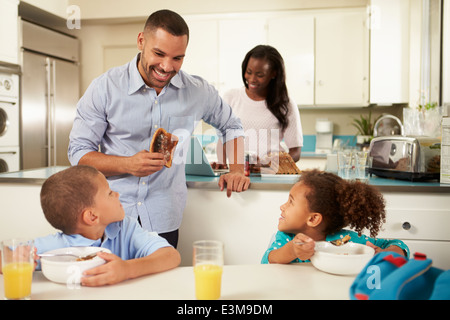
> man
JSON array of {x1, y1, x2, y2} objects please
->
[{"x1": 68, "y1": 10, "x2": 250, "y2": 247}]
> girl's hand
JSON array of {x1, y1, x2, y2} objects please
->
[
  {"x1": 365, "y1": 241, "x2": 406, "y2": 256},
  {"x1": 292, "y1": 233, "x2": 315, "y2": 261}
]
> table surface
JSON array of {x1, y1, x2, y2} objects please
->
[{"x1": 1, "y1": 263, "x2": 355, "y2": 300}]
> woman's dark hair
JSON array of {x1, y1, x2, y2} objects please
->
[
  {"x1": 144, "y1": 9, "x2": 189, "y2": 43},
  {"x1": 241, "y1": 45, "x2": 290, "y2": 131},
  {"x1": 298, "y1": 169, "x2": 386, "y2": 238}
]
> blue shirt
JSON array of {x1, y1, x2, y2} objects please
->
[
  {"x1": 261, "y1": 229, "x2": 410, "y2": 264},
  {"x1": 34, "y1": 216, "x2": 170, "y2": 270},
  {"x1": 68, "y1": 54, "x2": 244, "y2": 233}
]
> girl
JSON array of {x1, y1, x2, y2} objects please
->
[{"x1": 262, "y1": 169, "x2": 409, "y2": 264}]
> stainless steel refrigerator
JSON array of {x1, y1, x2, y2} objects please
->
[{"x1": 20, "y1": 20, "x2": 80, "y2": 169}]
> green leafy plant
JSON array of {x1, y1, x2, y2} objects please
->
[
  {"x1": 418, "y1": 101, "x2": 438, "y2": 111},
  {"x1": 350, "y1": 111, "x2": 380, "y2": 136}
]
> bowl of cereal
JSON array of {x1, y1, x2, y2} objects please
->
[
  {"x1": 310, "y1": 241, "x2": 374, "y2": 275},
  {"x1": 40, "y1": 247, "x2": 111, "y2": 284}
]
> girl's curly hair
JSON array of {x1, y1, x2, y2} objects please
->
[{"x1": 298, "y1": 169, "x2": 386, "y2": 238}]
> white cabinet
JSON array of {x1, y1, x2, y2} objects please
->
[
  {"x1": 268, "y1": 14, "x2": 315, "y2": 105},
  {"x1": 268, "y1": 9, "x2": 369, "y2": 107},
  {"x1": 315, "y1": 10, "x2": 369, "y2": 106},
  {"x1": 379, "y1": 193, "x2": 450, "y2": 270},
  {"x1": 218, "y1": 18, "x2": 267, "y2": 95},
  {"x1": 185, "y1": 8, "x2": 369, "y2": 106},
  {"x1": 184, "y1": 17, "x2": 266, "y2": 95},
  {"x1": 0, "y1": 0, "x2": 19, "y2": 65},
  {"x1": 183, "y1": 19, "x2": 219, "y2": 86},
  {"x1": 369, "y1": 0, "x2": 410, "y2": 104}
]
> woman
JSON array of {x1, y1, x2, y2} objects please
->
[{"x1": 216, "y1": 45, "x2": 303, "y2": 168}]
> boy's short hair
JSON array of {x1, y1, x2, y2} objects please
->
[
  {"x1": 144, "y1": 9, "x2": 189, "y2": 42},
  {"x1": 40, "y1": 165, "x2": 101, "y2": 234}
]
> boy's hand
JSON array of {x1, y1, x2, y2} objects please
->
[
  {"x1": 81, "y1": 252, "x2": 129, "y2": 287},
  {"x1": 292, "y1": 233, "x2": 315, "y2": 261}
]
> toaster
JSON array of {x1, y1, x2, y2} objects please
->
[{"x1": 368, "y1": 136, "x2": 441, "y2": 181}]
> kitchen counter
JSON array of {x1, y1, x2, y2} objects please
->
[
  {"x1": 0, "y1": 263, "x2": 355, "y2": 300},
  {"x1": 1, "y1": 166, "x2": 449, "y2": 193}
]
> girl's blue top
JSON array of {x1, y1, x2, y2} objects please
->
[{"x1": 261, "y1": 229, "x2": 410, "y2": 264}]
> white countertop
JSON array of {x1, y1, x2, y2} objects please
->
[{"x1": 1, "y1": 263, "x2": 355, "y2": 300}]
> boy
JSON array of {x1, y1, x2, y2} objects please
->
[{"x1": 20, "y1": 165, "x2": 180, "y2": 286}]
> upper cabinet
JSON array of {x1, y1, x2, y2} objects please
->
[
  {"x1": 185, "y1": 3, "x2": 413, "y2": 108},
  {"x1": 268, "y1": 14, "x2": 315, "y2": 105},
  {"x1": 186, "y1": 8, "x2": 370, "y2": 107},
  {"x1": 314, "y1": 10, "x2": 369, "y2": 106},
  {"x1": 0, "y1": 0, "x2": 19, "y2": 65},
  {"x1": 269, "y1": 9, "x2": 369, "y2": 107},
  {"x1": 369, "y1": 0, "x2": 410, "y2": 105}
]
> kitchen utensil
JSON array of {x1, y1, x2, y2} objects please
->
[
  {"x1": 294, "y1": 235, "x2": 350, "y2": 246},
  {"x1": 38, "y1": 252, "x2": 100, "y2": 261}
]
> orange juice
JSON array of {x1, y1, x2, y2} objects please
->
[
  {"x1": 3, "y1": 262, "x2": 33, "y2": 300},
  {"x1": 194, "y1": 264, "x2": 223, "y2": 300}
]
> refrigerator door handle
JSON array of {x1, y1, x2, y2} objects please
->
[
  {"x1": 51, "y1": 59, "x2": 57, "y2": 167},
  {"x1": 45, "y1": 57, "x2": 52, "y2": 167}
]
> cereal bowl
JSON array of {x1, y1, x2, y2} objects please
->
[
  {"x1": 40, "y1": 247, "x2": 111, "y2": 284},
  {"x1": 310, "y1": 241, "x2": 374, "y2": 275}
]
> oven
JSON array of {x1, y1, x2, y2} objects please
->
[{"x1": 0, "y1": 65, "x2": 20, "y2": 173}]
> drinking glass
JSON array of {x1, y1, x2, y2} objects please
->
[
  {"x1": 354, "y1": 151, "x2": 372, "y2": 182},
  {"x1": 193, "y1": 240, "x2": 224, "y2": 300},
  {"x1": 337, "y1": 150, "x2": 354, "y2": 179},
  {"x1": 1, "y1": 239, "x2": 34, "y2": 300}
]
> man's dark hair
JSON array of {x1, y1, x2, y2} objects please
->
[{"x1": 144, "y1": 9, "x2": 189, "y2": 42}]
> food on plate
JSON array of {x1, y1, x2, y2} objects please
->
[
  {"x1": 261, "y1": 152, "x2": 301, "y2": 175},
  {"x1": 150, "y1": 128, "x2": 179, "y2": 168}
]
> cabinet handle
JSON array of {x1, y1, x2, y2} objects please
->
[{"x1": 402, "y1": 222, "x2": 411, "y2": 230}]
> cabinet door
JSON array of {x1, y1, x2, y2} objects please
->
[
  {"x1": 268, "y1": 15, "x2": 315, "y2": 105},
  {"x1": 183, "y1": 19, "x2": 219, "y2": 87},
  {"x1": 0, "y1": 0, "x2": 19, "y2": 65},
  {"x1": 315, "y1": 10, "x2": 369, "y2": 106},
  {"x1": 218, "y1": 18, "x2": 267, "y2": 95},
  {"x1": 370, "y1": 0, "x2": 410, "y2": 104}
]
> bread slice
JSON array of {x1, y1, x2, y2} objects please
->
[{"x1": 150, "y1": 128, "x2": 179, "y2": 168}]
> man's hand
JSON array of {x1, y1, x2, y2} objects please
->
[
  {"x1": 127, "y1": 150, "x2": 165, "y2": 177},
  {"x1": 218, "y1": 171, "x2": 250, "y2": 197}
]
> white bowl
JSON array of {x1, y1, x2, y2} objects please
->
[
  {"x1": 310, "y1": 241, "x2": 374, "y2": 275},
  {"x1": 40, "y1": 247, "x2": 111, "y2": 284}
]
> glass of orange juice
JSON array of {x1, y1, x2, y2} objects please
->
[
  {"x1": 1, "y1": 239, "x2": 34, "y2": 300},
  {"x1": 193, "y1": 240, "x2": 223, "y2": 300}
]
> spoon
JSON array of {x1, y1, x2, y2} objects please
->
[
  {"x1": 294, "y1": 235, "x2": 350, "y2": 246},
  {"x1": 38, "y1": 252, "x2": 101, "y2": 261},
  {"x1": 329, "y1": 235, "x2": 351, "y2": 246}
]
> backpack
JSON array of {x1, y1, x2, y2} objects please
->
[{"x1": 349, "y1": 251, "x2": 450, "y2": 300}]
